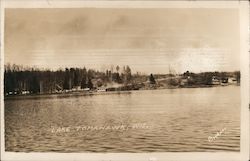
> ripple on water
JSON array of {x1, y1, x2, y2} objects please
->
[{"x1": 5, "y1": 86, "x2": 240, "y2": 152}]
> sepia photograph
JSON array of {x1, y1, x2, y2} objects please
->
[{"x1": 0, "y1": 1, "x2": 249, "y2": 161}]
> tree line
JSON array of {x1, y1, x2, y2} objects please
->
[
  {"x1": 4, "y1": 63, "x2": 241, "y2": 95},
  {"x1": 4, "y1": 64, "x2": 134, "y2": 94}
]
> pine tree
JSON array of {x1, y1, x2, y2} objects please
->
[
  {"x1": 87, "y1": 79, "x2": 93, "y2": 89},
  {"x1": 149, "y1": 74, "x2": 156, "y2": 84}
]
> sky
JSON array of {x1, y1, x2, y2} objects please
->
[{"x1": 4, "y1": 8, "x2": 240, "y2": 74}]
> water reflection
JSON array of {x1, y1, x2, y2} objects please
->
[{"x1": 5, "y1": 86, "x2": 240, "y2": 152}]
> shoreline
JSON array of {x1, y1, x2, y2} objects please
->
[
  {"x1": 4, "y1": 84, "x2": 239, "y2": 100},
  {"x1": 4, "y1": 90, "x2": 133, "y2": 100}
]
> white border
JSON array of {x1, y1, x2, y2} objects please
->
[{"x1": 0, "y1": 1, "x2": 249, "y2": 161}]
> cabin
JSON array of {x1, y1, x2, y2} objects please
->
[
  {"x1": 21, "y1": 91, "x2": 30, "y2": 95},
  {"x1": 228, "y1": 77, "x2": 237, "y2": 84},
  {"x1": 212, "y1": 76, "x2": 220, "y2": 85},
  {"x1": 72, "y1": 86, "x2": 82, "y2": 91},
  {"x1": 180, "y1": 78, "x2": 188, "y2": 86},
  {"x1": 97, "y1": 87, "x2": 107, "y2": 92},
  {"x1": 83, "y1": 88, "x2": 90, "y2": 91}
]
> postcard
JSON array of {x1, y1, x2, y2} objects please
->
[{"x1": 0, "y1": 1, "x2": 249, "y2": 161}]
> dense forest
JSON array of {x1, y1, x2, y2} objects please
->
[
  {"x1": 4, "y1": 64, "x2": 141, "y2": 95},
  {"x1": 4, "y1": 64, "x2": 240, "y2": 96}
]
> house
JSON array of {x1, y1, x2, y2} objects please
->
[
  {"x1": 212, "y1": 76, "x2": 220, "y2": 85},
  {"x1": 228, "y1": 77, "x2": 237, "y2": 84},
  {"x1": 83, "y1": 88, "x2": 90, "y2": 91},
  {"x1": 180, "y1": 78, "x2": 188, "y2": 86},
  {"x1": 221, "y1": 78, "x2": 228, "y2": 83},
  {"x1": 180, "y1": 75, "x2": 192, "y2": 86},
  {"x1": 72, "y1": 86, "x2": 82, "y2": 91},
  {"x1": 221, "y1": 77, "x2": 228, "y2": 86},
  {"x1": 21, "y1": 91, "x2": 30, "y2": 95},
  {"x1": 97, "y1": 87, "x2": 107, "y2": 92}
]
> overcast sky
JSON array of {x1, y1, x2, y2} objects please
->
[{"x1": 4, "y1": 8, "x2": 240, "y2": 74}]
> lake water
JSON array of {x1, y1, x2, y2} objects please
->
[{"x1": 5, "y1": 86, "x2": 240, "y2": 152}]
